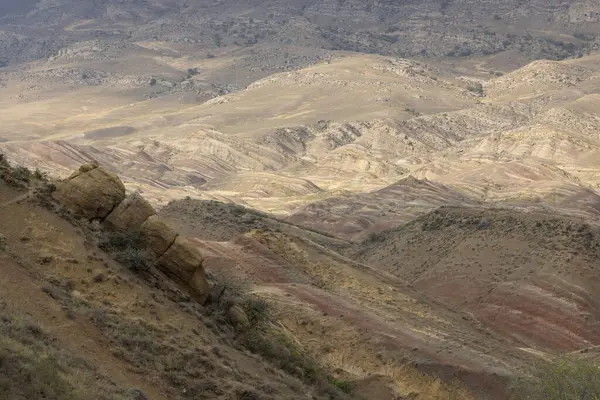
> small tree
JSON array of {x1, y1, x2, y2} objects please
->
[
  {"x1": 214, "y1": 33, "x2": 223, "y2": 47},
  {"x1": 467, "y1": 82, "x2": 484, "y2": 95}
]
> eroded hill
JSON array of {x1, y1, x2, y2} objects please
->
[
  {"x1": 353, "y1": 207, "x2": 600, "y2": 351},
  {"x1": 2, "y1": 0, "x2": 600, "y2": 68},
  {"x1": 3, "y1": 51, "x2": 600, "y2": 241},
  {"x1": 1, "y1": 154, "x2": 600, "y2": 400},
  {"x1": 155, "y1": 195, "x2": 600, "y2": 399},
  {"x1": 2, "y1": 1, "x2": 600, "y2": 398},
  {"x1": 0, "y1": 157, "x2": 361, "y2": 400}
]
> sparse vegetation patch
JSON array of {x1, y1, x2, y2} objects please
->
[
  {"x1": 467, "y1": 82, "x2": 484, "y2": 95},
  {"x1": 98, "y1": 230, "x2": 153, "y2": 273},
  {"x1": 205, "y1": 276, "x2": 353, "y2": 398},
  {"x1": 0, "y1": 302, "x2": 127, "y2": 400},
  {"x1": 512, "y1": 357, "x2": 600, "y2": 400}
]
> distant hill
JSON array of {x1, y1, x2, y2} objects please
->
[
  {"x1": 2, "y1": 2, "x2": 600, "y2": 398},
  {"x1": 1, "y1": 0, "x2": 599, "y2": 67}
]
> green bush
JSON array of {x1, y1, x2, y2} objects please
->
[
  {"x1": 513, "y1": 357, "x2": 600, "y2": 399},
  {"x1": 186, "y1": 68, "x2": 199, "y2": 79},
  {"x1": 10, "y1": 166, "x2": 32, "y2": 182},
  {"x1": 242, "y1": 297, "x2": 270, "y2": 326},
  {"x1": 33, "y1": 168, "x2": 48, "y2": 181},
  {"x1": 99, "y1": 231, "x2": 146, "y2": 252},
  {"x1": 467, "y1": 82, "x2": 484, "y2": 95},
  {"x1": 327, "y1": 377, "x2": 355, "y2": 394},
  {"x1": 99, "y1": 231, "x2": 153, "y2": 272},
  {"x1": 114, "y1": 248, "x2": 153, "y2": 273}
]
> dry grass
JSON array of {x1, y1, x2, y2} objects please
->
[
  {"x1": 0, "y1": 301, "x2": 128, "y2": 400},
  {"x1": 0, "y1": 165, "x2": 364, "y2": 400},
  {"x1": 98, "y1": 230, "x2": 154, "y2": 273},
  {"x1": 512, "y1": 357, "x2": 600, "y2": 400},
  {"x1": 204, "y1": 275, "x2": 355, "y2": 399}
]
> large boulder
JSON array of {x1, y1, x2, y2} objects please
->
[
  {"x1": 140, "y1": 215, "x2": 177, "y2": 257},
  {"x1": 67, "y1": 161, "x2": 98, "y2": 178},
  {"x1": 53, "y1": 162, "x2": 126, "y2": 220},
  {"x1": 190, "y1": 268, "x2": 211, "y2": 301},
  {"x1": 156, "y1": 237, "x2": 209, "y2": 301},
  {"x1": 227, "y1": 305, "x2": 250, "y2": 330},
  {"x1": 105, "y1": 192, "x2": 156, "y2": 232}
]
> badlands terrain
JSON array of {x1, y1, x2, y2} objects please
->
[
  {"x1": 2, "y1": 0, "x2": 600, "y2": 399},
  {"x1": 4, "y1": 51, "x2": 600, "y2": 239}
]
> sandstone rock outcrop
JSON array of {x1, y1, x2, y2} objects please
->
[
  {"x1": 141, "y1": 215, "x2": 178, "y2": 256},
  {"x1": 105, "y1": 192, "x2": 157, "y2": 232},
  {"x1": 227, "y1": 305, "x2": 250, "y2": 330},
  {"x1": 53, "y1": 161, "x2": 126, "y2": 220},
  {"x1": 53, "y1": 162, "x2": 211, "y2": 302},
  {"x1": 157, "y1": 237, "x2": 209, "y2": 301},
  {"x1": 190, "y1": 268, "x2": 211, "y2": 302}
]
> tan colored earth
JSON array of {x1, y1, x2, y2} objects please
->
[{"x1": 2, "y1": 1, "x2": 600, "y2": 399}]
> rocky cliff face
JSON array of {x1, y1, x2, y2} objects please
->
[{"x1": 53, "y1": 161, "x2": 211, "y2": 302}]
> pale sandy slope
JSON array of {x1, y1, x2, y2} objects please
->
[
  {"x1": 2, "y1": 52, "x2": 600, "y2": 236},
  {"x1": 3, "y1": 36, "x2": 600, "y2": 400}
]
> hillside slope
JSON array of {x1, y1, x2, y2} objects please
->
[
  {"x1": 4, "y1": 51, "x2": 600, "y2": 237},
  {"x1": 287, "y1": 176, "x2": 482, "y2": 240},
  {"x1": 0, "y1": 158, "x2": 358, "y2": 400},
  {"x1": 158, "y1": 195, "x2": 600, "y2": 399},
  {"x1": 1, "y1": 155, "x2": 600, "y2": 399},
  {"x1": 1, "y1": 0, "x2": 599, "y2": 67},
  {"x1": 353, "y1": 207, "x2": 600, "y2": 352}
]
